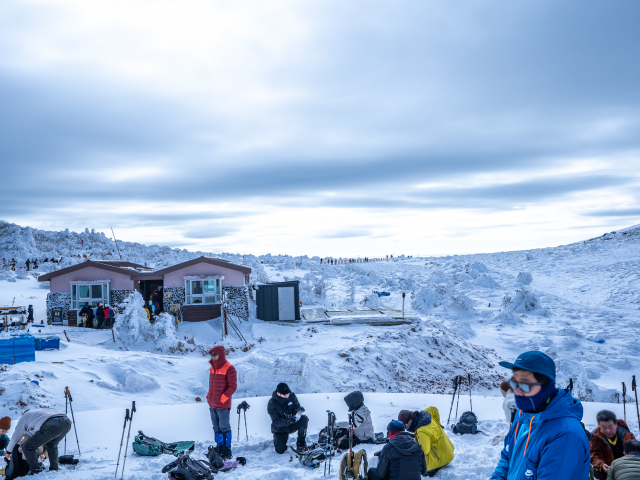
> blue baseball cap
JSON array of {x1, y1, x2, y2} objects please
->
[{"x1": 498, "y1": 351, "x2": 556, "y2": 381}]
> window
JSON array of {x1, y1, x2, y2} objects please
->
[
  {"x1": 71, "y1": 283, "x2": 109, "y2": 310},
  {"x1": 185, "y1": 279, "x2": 222, "y2": 305}
]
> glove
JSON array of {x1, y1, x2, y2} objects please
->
[
  {"x1": 285, "y1": 414, "x2": 296, "y2": 424},
  {"x1": 374, "y1": 450, "x2": 383, "y2": 457},
  {"x1": 297, "y1": 407, "x2": 305, "y2": 414}
]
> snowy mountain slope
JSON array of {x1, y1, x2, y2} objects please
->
[{"x1": 2, "y1": 221, "x2": 639, "y2": 405}]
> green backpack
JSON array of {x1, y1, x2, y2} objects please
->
[{"x1": 132, "y1": 431, "x2": 195, "y2": 457}]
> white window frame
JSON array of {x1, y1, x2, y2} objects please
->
[
  {"x1": 70, "y1": 281, "x2": 110, "y2": 310},
  {"x1": 185, "y1": 276, "x2": 223, "y2": 305}
]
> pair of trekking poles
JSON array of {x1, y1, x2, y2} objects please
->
[
  {"x1": 447, "y1": 373, "x2": 473, "y2": 425},
  {"x1": 621, "y1": 376, "x2": 640, "y2": 430},
  {"x1": 237, "y1": 401, "x2": 250, "y2": 441},
  {"x1": 63, "y1": 387, "x2": 81, "y2": 457},
  {"x1": 115, "y1": 401, "x2": 136, "y2": 479}
]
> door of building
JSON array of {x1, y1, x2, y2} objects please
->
[{"x1": 278, "y1": 287, "x2": 295, "y2": 321}]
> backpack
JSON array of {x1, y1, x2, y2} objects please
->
[
  {"x1": 294, "y1": 446, "x2": 328, "y2": 469},
  {"x1": 338, "y1": 450, "x2": 368, "y2": 480},
  {"x1": 318, "y1": 426, "x2": 349, "y2": 448},
  {"x1": 452, "y1": 411, "x2": 478, "y2": 435},
  {"x1": 133, "y1": 431, "x2": 195, "y2": 457},
  {"x1": 161, "y1": 454, "x2": 214, "y2": 480}
]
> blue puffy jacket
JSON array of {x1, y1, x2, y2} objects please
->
[{"x1": 490, "y1": 389, "x2": 590, "y2": 480}]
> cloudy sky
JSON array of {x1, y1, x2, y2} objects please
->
[{"x1": 1, "y1": 0, "x2": 639, "y2": 256}]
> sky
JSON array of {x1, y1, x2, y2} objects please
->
[{"x1": 1, "y1": 0, "x2": 640, "y2": 257}]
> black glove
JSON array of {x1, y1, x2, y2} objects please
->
[{"x1": 373, "y1": 450, "x2": 383, "y2": 457}]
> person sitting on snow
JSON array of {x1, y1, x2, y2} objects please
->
[
  {"x1": 608, "y1": 439, "x2": 640, "y2": 480},
  {"x1": 398, "y1": 406, "x2": 454, "y2": 477},
  {"x1": 500, "y1": 380, "x2": 516, "y2": 426},
  {"x1": 489, "y1": 351, "x2": 590, "y2": 480},
  {"x1": 267, "y1": 383, "x2": 309, "y2": 454},
  {"x1": 206, "y1": 346, "x2": 237, "y2": 460},
  {"x1": 343, "y1": 391, "x2": 375, "y2": 446},
  {"x1": 590, "y1": 410, "x2": 635, "y2": 480},
  {"x1": 367, "y1": 420, "x2": 426, "y2": 480}
]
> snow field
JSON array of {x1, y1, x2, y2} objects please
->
[{"x1": 0, "y1": 393, "x2": 635, "y2": 479}]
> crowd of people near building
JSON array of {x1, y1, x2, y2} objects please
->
[
  {"x1": 3, "y1": 349, "x2": 639, "y2": 478},
  {"x1": 2, "y1": 257, "x2": 63, "y2": 271}
]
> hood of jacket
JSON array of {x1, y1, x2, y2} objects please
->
[
  {"x1": 389, "y1": 432, "x2": 423, "y2": 456},
  {"x1": 344, "y1": 391, "x2": 364, "y2": 412},
  {"x1": 209, "y1": 345, "x2": 227, "y2": 370},
  {"x1": 529, "y1": 388, "x2": 583, "y2": 422},
  {"x1": 410, "y1": 410, "x2": 432, "y2": 432}
]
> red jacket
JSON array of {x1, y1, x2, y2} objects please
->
[{"x1": 206, "y1": 346, "x2": 237, "y2": 409}]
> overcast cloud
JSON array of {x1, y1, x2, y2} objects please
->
[{"x1": 1, "y1": 0, "x2": 639, "y2": 256}]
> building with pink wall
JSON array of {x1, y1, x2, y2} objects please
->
[{"x1": 39, "y1": 257, "x2": 251, "y2": 324}]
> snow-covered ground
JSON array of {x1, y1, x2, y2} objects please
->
[{"x1": 1, "y1": 221, "x2": 640, "y2": 479}]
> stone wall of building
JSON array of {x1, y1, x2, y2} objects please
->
[
  {"x1": 224, "y1": 285, "x2": 250, "y2": 322},
  {"x1": 46, "y1": 292, "x2": 71, "y2": 323}
]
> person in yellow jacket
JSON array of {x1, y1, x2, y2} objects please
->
[{"x1": 398, "y1": 406, "x2": 454, "y2": 477}]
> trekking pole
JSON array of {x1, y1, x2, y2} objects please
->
[
  {"x1": 568, "y1": 378, "x2": 574, "y2": 394},
  {"x1": 468, "y1": 373, "x2": 473, "y2": 412},
  {"x1": 64, "y1": 393, "x2": 68, "y2": 455},
  {"x1": 120, "y1": 401, "x2": 136, "y2": 480},
  {"x1": 114, "y1": 408, "x2": 130, "y2": 478},
  {"x1": 447, "y1": 376, "x2": 459, "y2": 424},
  {"x1": 236, "y1": 401, "x2": 250, "y2": 441},
  {"x1": 65, "y1": 387, "x2": 81, "y2": 456},
  {"x1": 244, "y1": 409, "x2": 248, "y2": 441},
  {"x1": 324, "y1": 411, "x2": 335, "y2": 476},
  {"x1": 632, "y1": 376, "x2": 640, "y2": 432},
  {"x1": 622, "y1": 382, "x2": 627, "y2": 422},
  {"x1": 455, "y1": 375, "x2": 462, "y2": 419}
]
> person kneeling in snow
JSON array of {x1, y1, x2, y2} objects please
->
[
  {"x1": 5, "y1": 408, "x2": 71, "y2": 475},
  {"x1": 206, "y1": 346, "x2": 237, "y2": 460},
  {"x1": 267, "y1": 383, "x2": 309, "y2": 454},
  {"x1": 398, "y1": 406, "x2": 454, "y2": 477},
  {"x1": 343, "y1": 391, "x2": 375, "y2": 447},
  {"x1": 590, "y1": 409, "x2": 635, "y2": 480},
  {"x1": 367, "y1": 420, "x2": 426, "y2": 480},
  {"x1": 490, "y1": 351, "x2": 590, "y2": 480}
]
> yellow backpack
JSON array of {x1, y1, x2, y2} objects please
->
[{"x1": 339, "y1": 449, "x2": 368, "y2": 480}]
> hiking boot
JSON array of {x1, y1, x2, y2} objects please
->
[
  {"x1": 296, "y1": 441, "x2": 310, "y2": 453},
  {"x1": 219, "y1": 446, "x2": 233, "y2": 460}
]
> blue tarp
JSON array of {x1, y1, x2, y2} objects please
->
[{"x1": 0, "y1": 335, "x2": 36, "y2": 364}]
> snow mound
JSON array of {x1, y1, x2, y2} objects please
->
[
  {"x1": 118, "y1": 369, "x2": 161, "y2": 393},
  {"x1": 555, "y1": 359, "x2": 621, "y2": 403},
  {"x1": 115, "y1": 292, "x2": 181, "y2": 353},
  {"x1": 469, "y1": 274, "x2": 501, "y2": 289},
  {"x1": 412, "y1": 284, "x2": 475, "y2": 312},
  {"x1": 517, "y1": 272, "x2": 533, "y2": 285}
]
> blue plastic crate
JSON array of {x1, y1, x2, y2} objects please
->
[
  {"x1": 0, "y1": 335, "x2": 36, "y2": 364},
  {"x1": 34, "y1": 336, "x2": 60, "y2": 351}
]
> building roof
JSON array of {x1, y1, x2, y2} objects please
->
[
  {"x1": 38, "y1": 256, "x2": 251, "y2": 282},
  {"x1": 151, "y1": 256, "x2": 252, "y2": 275}
]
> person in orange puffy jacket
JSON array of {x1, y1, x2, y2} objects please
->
[{"x1": 206, "y1": 345, "x2": 237, "y2": 460}]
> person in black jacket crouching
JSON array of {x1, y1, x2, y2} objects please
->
[
  {"x1": 368, "y1": 420, "x2": 427, "y2": 480},
  {"x1": 267, "y1": 383, "x2": 309, "y2": 454}
]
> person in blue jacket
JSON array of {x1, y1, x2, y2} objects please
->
[{"x1": 490, "y1": 351, "x2": 590, "y2": 480}]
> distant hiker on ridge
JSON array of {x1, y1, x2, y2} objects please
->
[
  {"x1": 206, "y1": 346, "x2": 237, "y2": 460},
  {"x1": 489, "y1": 351, "x2": 590, "y2": 480}
]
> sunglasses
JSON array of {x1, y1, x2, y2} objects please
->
[{"x1": 509, "y1": 378, "x2": 544, "y2": 393}]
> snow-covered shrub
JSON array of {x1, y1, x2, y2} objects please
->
[
  {"x1": 412, "y1": 284, "x2": 474, "y2": 312},
  {"x1": 502, "y1": 288, "x2": 540, "y2": 313},
  {"x1": 468, "y1": 274, "x2": 501, "y2": 289},
  {"x1": 115, "y1": 292, "x2": 180, "y2": 353},
  {"x1": 517, "y1": 272, "x2": 533, "y2": 285}
]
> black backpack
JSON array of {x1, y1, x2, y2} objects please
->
[
  {"x1": 318, "y1": 426, "x2": 350, "y2": 448},
  {"x1": 452, "y1": 411, "x2": 478, "y2": 435},
  {"x1": 161, "y1": 454, "x2": 214, "y2": 480}
]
